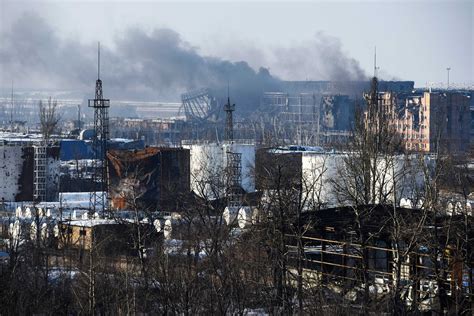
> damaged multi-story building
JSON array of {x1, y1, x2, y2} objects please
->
[
  {"x1": 259, "y1": 80, "x2": 415, "y2": 145},
  {"x1": 109, "y1": 117, "x2": 186, "y2": 146},
  {"x1": 0, "y1": 137, "x2": 60, "y2": 202},
  {"x1": 375, "y1": 91, "x2": 471, "y2": 153}
]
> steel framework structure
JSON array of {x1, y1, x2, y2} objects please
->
[
  {"x1": 180, "y1": 88, "x2": 219, "y2": 122},
  {"x1": 224, "y1": 96, "x2": 235, "y2": 142},
  {"x1": 88, "y1": 44, "x2": 110, "y2": 215},
  {"x1": 262, "y1": 92, "x2": 321, "y2": 145},
  {"x1": 33, "y1": 144, "x2": 47, "y2": 201},
  {"x1": 226, "y1": 151, "x2": 242, "y2": 207}
]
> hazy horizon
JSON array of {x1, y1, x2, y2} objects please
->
[{"x1": 0, "y1": 0, "x2": 472, "y2": 100}]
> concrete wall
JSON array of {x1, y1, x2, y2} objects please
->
[
  {"x1": 302, "y1": 153, "x2": 429, "y2": 208},
  {"x1": 0, "y1": 146, "x2": 24, "y2": 201},
  {"x1": 47, "y1": 154, "x2": 60, "y2": 201},
  {"x1": 0, "y1": 145, "x2": 60, "y2": 202}
]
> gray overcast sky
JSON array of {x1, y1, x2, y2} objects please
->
[{"x1": 0, "y1": 0, "x2": 472, "y2": 89}]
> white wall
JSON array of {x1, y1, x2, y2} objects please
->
[
  {"x1": 300, "y1": 152, "x2": 430, "y2": 210},
  {"x1": 301, "y1": 153, "x2": 344, "y2": 209}
]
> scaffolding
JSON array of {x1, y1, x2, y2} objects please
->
[
  {"x1": 262, "y1": 92, "x2": 321, "y2": 145},
  {"x1": 261, "y1": 92, "x2": 356, "y2": 146},
  {"x1": 226, "y1": 151, "x2": 242, "y2": 207},
  {"x1": 33, "y1": 145, "x2": 47, "y2": 202}
]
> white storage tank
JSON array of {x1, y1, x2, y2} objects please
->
[
  {"x1": 237, "y1": 206, "x2": 259, "y2": 229},
  {"x1": 163, "y1": 219, "x2": 172, "y2": 239},
  {"x1": 223, "y1": 206, "x2": 240, "y2": 226},
  {"x1": 183, "y1": 142, "x2": 256, "y2": 199},
  {"x1": 153, "y1": 219, "x2": 162, "y2": 233}
]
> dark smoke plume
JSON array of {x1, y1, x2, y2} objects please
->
[
  {"x1": 0, "y1": 13, "x2": 366, "y2": 113},
  {"x1": 272, "y1": 31, "x2": 367, "y2": 81}
]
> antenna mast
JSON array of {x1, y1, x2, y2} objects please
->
[
  {"x1": 224, "y1": 83, "x2": 235, "y2": 142},
  {"x1": 10, "y1": 82, "x2": 13, "y2": 128},
  {"x1": 98, "y1": 42, "x2": 100, "y2": 80},
  {"x1": 89, "y1": 42, "x2": 110, "y2": 215},
  {"x1": 374, "y1": 46, "x2": 378, "y2": 78}
]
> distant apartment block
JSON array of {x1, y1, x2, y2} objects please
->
[{"x1": 374, "y1": 91, "x2": 470, "y2": 153}]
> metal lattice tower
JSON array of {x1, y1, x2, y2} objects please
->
[
  {"x1": 89, "y1": 43, "x2": 110, "y2": 215},
  {"x1": 224, "y1": 96, "x2": 235, "y2": 142},
  {"x1": 226, "y1": 151, "x2": 242, "y2": 207}
]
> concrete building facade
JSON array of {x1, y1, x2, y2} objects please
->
[
  {"x1": 0, "y1": 144, "x2": 60, "y2": 202},
  {"x1": 381, "y1": 91, "x2": 471, "y2": 153}
]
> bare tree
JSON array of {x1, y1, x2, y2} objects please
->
[{"x1": 39, "y1": 97, "x2": 60, "y2": 141}]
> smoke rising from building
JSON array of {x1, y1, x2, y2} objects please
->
[
  {"x1": 272, "y1": 31, "x2": 367, "y2": 81},
  {"x1": 1, "y1": 12, "x2": 367, "y2": 113}
]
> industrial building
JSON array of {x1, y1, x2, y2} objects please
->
[
  {"x1": 109, "y1": 118, "x2": 185, "y2": 146},
  {"x1": 107, "y1": 147, "x2": 190, "y2": 212},
  {"x1": 176, "y1": 80, "x2": 415, "y2": 146},
  {"x1": 260, "y1": 92, "x2": 354, "y2": 145},
  {"x1": 286, "y1": 205, "x2": 473, "y2": 313},
  {"x1": 256, "y1": 146, "x2": 430, "y2": 209},
  {"x1": 280, "y1": 80, "x2": 414, "y2": 96},
  {"x1": 58, "y1": 218, "x2": 158, "y2": 255}
]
